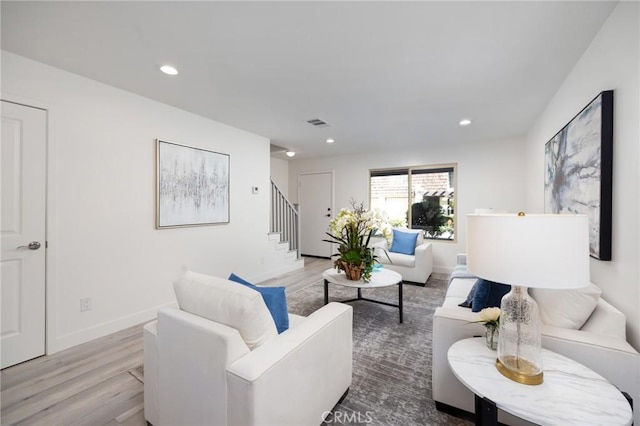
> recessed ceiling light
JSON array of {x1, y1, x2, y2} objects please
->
[
  {"x1": 459, "y1": 119, "x2": 472, "y2": 126},
  {"x1": 285, "y1": 150, "x2": 296, "y2": 157},
  {"x1": 326, "y1": 138, "x2": 335, "y2": 144},
  {"x1": 160, "y1": 65, "x2": 179, "y2": 75}
]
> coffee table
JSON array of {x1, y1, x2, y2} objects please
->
[
  {"x1": 448, "y1": 337, "x2": 633, "y2": 426},
  {"x1": 323, "y1": 268, "x2": 403, "y2": 323}
]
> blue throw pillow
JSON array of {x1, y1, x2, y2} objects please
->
[
  {"x1": 389, "y1": 229, "x2": 419, "y2": 255},
  {"x1": 458, "y1": 281, "x2": 478, "y2": 308},
  {"x1": 228, "y1": 273, "x2": 289, "y2": 333},
  {"x1": 471, "y1": 278, "x2": 511, "y2": 313}
]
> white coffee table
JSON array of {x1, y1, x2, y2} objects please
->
[
  {"x1": 322, "y1": 268, "x2": 403, "y2": 323},
  {"x1": 448, "y1": 337, "x2": 633, "y2": 426}
]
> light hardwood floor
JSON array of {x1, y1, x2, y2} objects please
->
[{"x1": 0, "y1": 257, "x2": 331, "y2": 426}]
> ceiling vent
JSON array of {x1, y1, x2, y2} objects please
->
[{"x1": 306, "y1": 118, "x2": 330, "y2": 128}]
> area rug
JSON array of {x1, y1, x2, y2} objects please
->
[
  {"x1": 287, "y1": 275, "x2": 472, "y2": 426},
  {"x1": 131, "y1": 274, "x2": 472, "y2": 425}
]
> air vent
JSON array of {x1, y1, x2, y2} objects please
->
[{"x1": 306, "y1": 118, "x2": 330, "y2": 128}]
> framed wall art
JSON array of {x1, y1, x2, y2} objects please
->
[
  {"x1": 156, "y1": 139, "x2": 230, "y2": 228},
  {"x1": 544, "y1": 90, "x2": 613, "y2": 260}
]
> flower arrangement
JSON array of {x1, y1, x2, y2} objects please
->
[
  {"x1": 469, "y1": 307, "x2": 500, "y2": 350},
  {"x1": 324, "y1": 199, "x2": 391, "y2": 283},
  {"x1": 475, "y1": 307, "x2": 500, "y2": 330}
]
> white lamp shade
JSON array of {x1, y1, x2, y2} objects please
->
[{"x1": 466, "y1": 214, "x2": 590, "y2": 289}]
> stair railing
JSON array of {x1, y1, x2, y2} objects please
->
[{"x1": 270, "y1": 179, "x2": 300, "y2": 258}]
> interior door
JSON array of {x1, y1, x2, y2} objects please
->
[
  {"x1": 1, "y1": 101, "x2": 47, "y2": 369},
  {"x1": 298, "y1": 172, "x2": 333, "y2": 258}
]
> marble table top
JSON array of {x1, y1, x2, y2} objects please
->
[
  {"x1": 448, "y1": 338, "x2": 633, "y2": 426},
  {"x1": 322, "y1": 268, "x2": 402, "y2": 289}
]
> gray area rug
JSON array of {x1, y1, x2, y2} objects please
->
[
  {"x1": 131, "y1": 273, "x2": 472, "y2": 425},
  {"x1": 287, "y1": 274, "x2": 472, "y2": 426}
]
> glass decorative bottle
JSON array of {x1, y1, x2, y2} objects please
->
[{"x1": 497, "y1": 285, "x2": 543, "y2": 385}]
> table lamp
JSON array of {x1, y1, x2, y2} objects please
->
[{"x1": 466, "y1": 213, "x2": 590, "y2": 385}]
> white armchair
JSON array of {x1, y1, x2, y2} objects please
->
[
  {"x1": 144, "y1": 272, "x2": 353, "y2": 426},
  {"x1": 373, "y1": 229, "x2": 433, "y2": 284}
]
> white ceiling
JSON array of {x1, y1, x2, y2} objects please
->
[{"x1": 1, "y1": 1, "x2": 617, "y2": 159}]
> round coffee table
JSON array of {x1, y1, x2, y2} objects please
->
[
  {"x1": 322, "y1": 268, "x2": 403, "y2": 323},
  {"x1": 448, "y1": 337, "x2": 633, "y2": 425}
]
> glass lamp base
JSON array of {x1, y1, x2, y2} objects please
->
[
  {"x1": 496, "y1": 357, "x2": 543, "y2": 385},
  {"x1": 497, "y1": 285, "x2": 544, "y2": 385}
]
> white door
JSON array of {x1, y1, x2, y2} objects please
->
[
  {"x1": 299, "y1": 172, "x2": 333, "y2": 258},
  {"x1": 1, "y1": 101, "x2": 47, "y2": 369}
]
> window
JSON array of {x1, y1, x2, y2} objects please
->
[{"x1": 370, "y1": 164, "x2": 456, "y2": 240}]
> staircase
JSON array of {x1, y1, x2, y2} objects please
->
[
  {"x1": 270, "y1": 179, "x2": 301, "y2": 258},
  {"x1": 261, "y1": 179, "x2": 303, "y2": 277}
]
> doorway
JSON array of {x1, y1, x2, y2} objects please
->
[
  {"x1": 298, "y1": 172, "x2": 333, "y2": 258},
  {"x1": 1, "y1": 100, "x2": 47, "y2": 368}
]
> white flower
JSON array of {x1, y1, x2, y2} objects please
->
[
  {"x1": 325, "y1": 200, "x2": 392, "y2": 246},
  {"x1": 478, "y1": 307, "x2": 500, "y2": 323},
  {"x1": 379, "y1": 223, "x2": 393, "y2": 243}
]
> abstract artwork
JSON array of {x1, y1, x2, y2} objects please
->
[
  {"x1": 156, "y1": 140, "x2": 229, "y2": 228},
  {"x1": 544, "y1": 91, "x2": 613, "y2": 260}
]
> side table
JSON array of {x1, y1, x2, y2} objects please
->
[{"x1": 447, "y1": 337, "x2": 633, "y2": 426}]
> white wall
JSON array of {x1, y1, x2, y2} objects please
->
[
  {"x1": 524, "y1": 2, "x2": 639, "y2": 349},
  {"x1": 2, "y1": 51, "x2": 288, "y2": 353},
  {"x1": 288, "y1": 137, "x2": 527, "y2": 274},
  {"x1": 270, "y1": 157, "x2": 289, "y2": 198}
]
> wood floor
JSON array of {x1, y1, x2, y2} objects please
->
[{"x1": 0, "y1": 257, "x2": 332, "y2": 426}]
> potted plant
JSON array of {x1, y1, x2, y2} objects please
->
[{"x1": 324, "y1": 199, "x2": 391, "y2": 283}]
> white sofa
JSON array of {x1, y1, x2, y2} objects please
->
[
  {"x1": 433, "y1": 255, "x2": 640, "y2": 425},
  {"x1": 144, "y1": 272, "x2": 353, "y2": 426},
  {"x1": 372, "y1": 230, "x2": 433, "y2": 284}
]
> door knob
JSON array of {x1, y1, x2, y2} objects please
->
[{"x1": 17, "y1": 241, "x2": 41, "y2": 250}]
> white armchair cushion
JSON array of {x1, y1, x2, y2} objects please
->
[
  {"x1": 531, "y1": 283, "x2": 602, "y2": 330},
  {"x1": 174, "y1": 271, "x2": 278, "y2": 349},
  {"x1": 226, "y1": 302, "x2": 353, "y2": 426},
  {"x1": 373, "y1": 236, "x2": 433, "y2": 284},
  {"x1": 386, "y1": 251, "x2": 416, "y2": 267}
]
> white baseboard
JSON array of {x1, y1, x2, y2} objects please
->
[
  {"x1": 249, "y1": 259, "x2": 305, "y2": 283},
  {"x1": 50, "y1": 301, "x2": 177, "y2": 354},
  {"x1": 49, "y1": 258, "x2": 304, "y2": 354},
  {"x1": 433, "y1": 265, "x2": 454, "y2": 275}
]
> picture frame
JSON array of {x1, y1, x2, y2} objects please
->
[
  {"x1": 544, "y1": 90, "x2": 613, "y2": 260},
  {"x1": 156, "y1": 139, "x2": 230, "y2": 228}
]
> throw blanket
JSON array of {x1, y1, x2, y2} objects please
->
[{"x1": 448, "y1": 266, "x2": 476, "y2": 286}]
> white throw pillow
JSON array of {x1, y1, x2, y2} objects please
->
[
  {"x1": 173, "y1": 271, "x2": 278, "y2": 350},
  {"x1": 530, "y1": 283, "x2": 602, "y2": 330}
]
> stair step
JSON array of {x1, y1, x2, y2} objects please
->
[
  {"x1": 268, "y1": 232, "x2": 281, "y2": 241},
  {"x1": 285, "y1": 250, "x2": 298, "y2": 259},
  {"x1": 265, "y1": 232, "x2": 300, "y2": 273}
]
